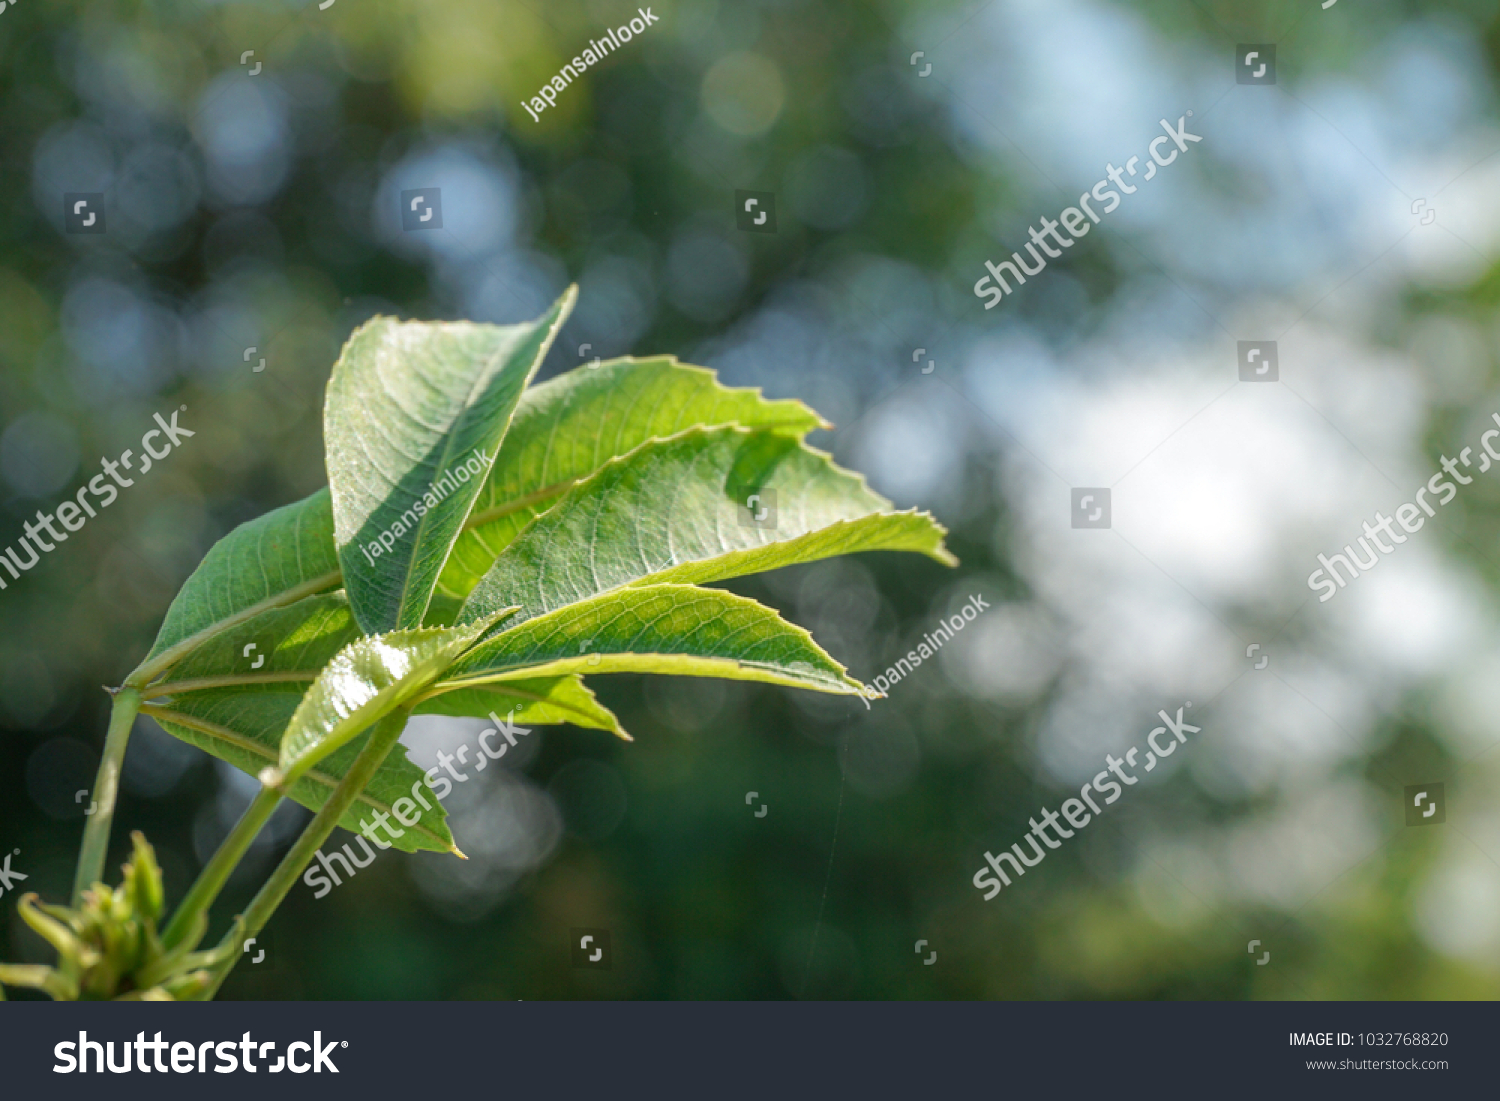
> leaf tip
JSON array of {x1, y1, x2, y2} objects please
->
[
  {"x1": 903, "y1": 508, "x2": 959, "y2": 567},
  {"x1": 841, "y1": 676, "x2": 875, "y2": 697},
  {"x1": 542, "y1": 284, "x2": 580, "y2": 335}
]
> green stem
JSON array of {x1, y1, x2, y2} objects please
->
[
  {"x1": 161, "y1": 785, "x2": 283, "y2": 951},
  {"x1": 199, "y1": 709, "x2": 410, "y2": 999},
  {"x1": 72, "y1": 687, "x2": 143, "y2": 906}
]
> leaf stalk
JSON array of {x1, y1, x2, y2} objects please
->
[
  {"x1": 198, "y1": 709, "x2": 410, "y2": 998},
  {"x1": 160, "y1": 785, "x2": 283, "y2": 951},
  {"x1": 72, "y1": 687, "x2": 142, "y2": 907}
]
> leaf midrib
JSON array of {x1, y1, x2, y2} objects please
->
[
  {"x1": 437, "y1": 653, "x2": 855, "y2": 691},
  {"x1": 454, "y1": 478, "x2": 579, "y2": 535},
  {"x1": 388, "y1": 336, "x2": 517, "y2": 626},
  {"x1": 148, "y1": 672, "x2": 320, "y2": 694},
  {"x1": 128, "y1": 571, "x2": 343, "y2": 690}
]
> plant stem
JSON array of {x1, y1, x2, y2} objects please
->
[
  {"x1": 160, "y1": 785, "x2": 283, "y2": 951},
  {"x1": 72, "y1": 687, "x2": 142, "y2": 906},
  {"x1": 199, "y1": 709, "x2": 410, "y2": 998}
]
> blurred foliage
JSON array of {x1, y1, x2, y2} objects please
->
[{"x1": 2, "y1": 0, "x2": 1500, "y2": 1000}]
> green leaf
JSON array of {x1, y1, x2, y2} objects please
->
[
  {"x1": 433, "y1": 358, "x2": 827, "y2": 612},
  {"x1": 150, "y1": 592, "x2": 359, "y2": 693},
  {"x1": 141, "y1": 594, "x2": 622, "y2": 844},
  {"x1": 151, "y1": 592, "x2": 622, "y2": 739},
  {"x1": 445, "y1": 584, "x2": 866, "y2": 696},
  {"x1": 143, "y1": 688, "x2": 455, "y2": 854},
  {"x1": 460, "y1": 425, "x2": 954, "y2": 625},
  {"x1": 326, "y1": 288, "x2": 575, "y2": 634},
  {"x1": 139, "y1": 595, "x2": 453, "y2": 854},
  {"x1": 129, "y1": 490, "x2": 340, "y2": 688},
  {"x1": 415, "y1": 676, "x2": 629, "y2": 739},
  {"x1": 276, "y1": 614, "x2": 510, "y2": 786},
  {"x1": 130, "y1": 357, "x2": 821, "y2": 680}
]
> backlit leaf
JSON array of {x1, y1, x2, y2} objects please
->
[
  {"x1": 434, "y1": 358, "x2": 826, "y2": 612},
  {"x1": 276, "y1": 614, "x2": 510, "y2": 785},
  {"x1": 130, "y1": 491, "x2": 340, "y2": 688},
  {"x1": 326, "y1": 289, "x2": 574, "y2": 633},
  {"x1": 447, "y1": 584, "x2": 865, "y2": 696},
  {"x1": 460, "y1": 425, "x2": 954, "y2": 626}
]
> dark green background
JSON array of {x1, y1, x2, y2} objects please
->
[{"x1": 3, "y1": 0, "x2": 1500, "y2": 998}]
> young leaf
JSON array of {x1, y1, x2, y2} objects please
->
[
  {"x1": 445, "y1": 584, "x2": 866, "y2": 695},
  {"x1": 128, "y1": 491, "x2": 340, "y2": 688},
  {"x1": 433, "y1": 358, "x2": 827, "y2": 610},
  {"x1": 415, "y1": 676, "x2": 628, "y2": 739},
  {"x1": 326, "y1": 288, "x2": 574, "y2": 634},
  {"x1": 143, "y1": 687, "x2": 455, "y2": 854},
  {"x1": 275, "y1": 614, "x2": 510, "y2": 787},
  {"x1": 460, "y1": 425, "x2": 954, "y2": 625}
]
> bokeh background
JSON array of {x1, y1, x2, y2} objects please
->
[{"x1": 4, "y1": 0, "x2": 1500, "y2": 999}]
